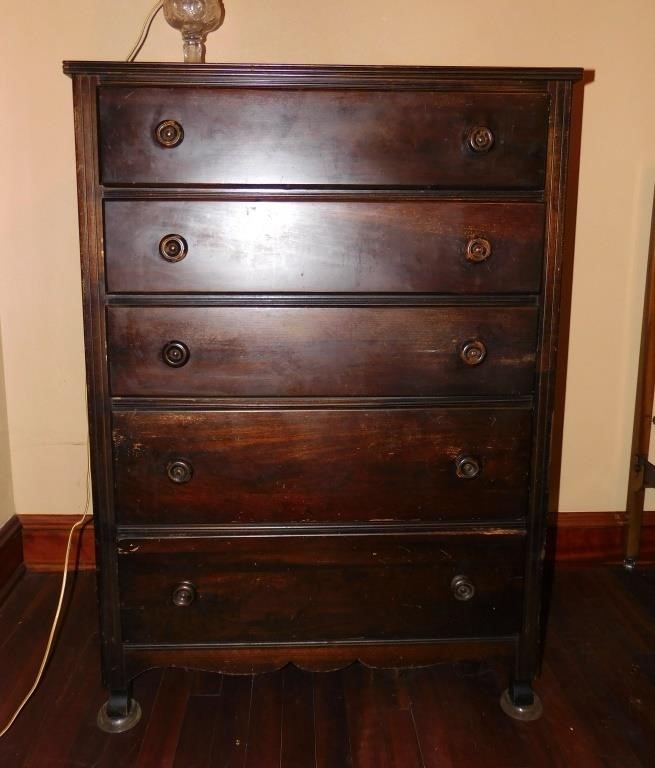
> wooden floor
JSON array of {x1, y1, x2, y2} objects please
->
[{"x1": 1, "y1": 566, "x2": 655, "y2": 767}]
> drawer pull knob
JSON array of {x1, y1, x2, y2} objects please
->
[
  {"x1": 466, "y1": 237, "x2": 492, "y2": 263},
  {"x1": 455, "y1": 455, "x2": 481, "y2": 479},
  {"x1": 162, "y1": 340, "x2": 190, "y2": 368},
  {"x1": 467, "y1": 126, "x2": 495, "y2": 153},
  {"x1": 167, "y1": 459, "x2": 193, "y2": 484},
  {"x1": 460, "y1": 340, "x2": 487, "y2": 366},
  {"x1": 172, "y1": 581, "x2": 197, "y2": 607},
  {"x1": 155, "y1": 119, "x2": 184, "y2": 148},
  {"x1": 159, "y1": 234, "x2": 188, "y2": 263},
  {"x1": 451, "y1": 575, "x2": 475, "y2": 601}
]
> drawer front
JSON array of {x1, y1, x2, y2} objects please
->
[
  {"x1": 98, "y1": 88, "x2": 548, "y2": 188},
  {"x1": 107, "y1": 306, "x2": 538, "y2": 397},
  {"x1": 105, "y1": 200, "x2": 545, "y2": 295},
  {"x1": 113, "y1": 407, "x2": 531, "y2": 525},
  {"x1": 118, "y1": 533, "x2": 525, "y2": 645}
]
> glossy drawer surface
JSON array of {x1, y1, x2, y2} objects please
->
[
  {"x1": 118, "y1": 532, "x2": 525, "y2": 645},
  {"x1": 113, "y1": 406, "x2": 531, "y2": 525},
  {"x1": 107, "y1": 306, "x2": 538, "y2": 397},
  {"x1": 104, "y1": 200, "x2": 545, "y2": 295},
  {"x1": 98, "y1": 88, "x2": 548, "y2": 188}
]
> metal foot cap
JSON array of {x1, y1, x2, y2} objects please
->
[
  {"x1": 97, "y1": 699, "x2": 142, "y2": 733},
  {"x1": 500, "y1": 688, "x2": 543, "y2": 721}
]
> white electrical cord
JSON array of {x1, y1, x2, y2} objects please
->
[
  {"x1": 1, "y1": 0, "x2": 166, "y2": 740},
  {"x1": 126, "y1": 1, "x2": 164, "y2": 62},
  {"x1": 0, "y1": 451, "x2": 91, "y2": 739}
]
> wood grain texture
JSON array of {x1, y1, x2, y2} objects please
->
[
  {"x1": 18, "y1": 514, "x2": 95, "y2": 572},
  {"x1": 107, "y1": 305, "x2": 539, "y2": 397},
  {"x1": 98, "y1": 88, "x2": 548, "y2": 188},
  {"x1": 2, "y1": 565, "x2": 655, "y2": 767},
  {"x1": 0, "y1": 516, "x2": 24, "y2": 604},
  {"x1": 12, "y1": 510, "x2": 653, "y2": 578},
  {"x1": 65, "y1": 62, "x2": 582, "y2": 709},
  {"x1": 104, "y1": 200, "x2": 545, "y2": 295},
  {"x1": 117, "y1": 532, "x2": 525, "y2": 645},
  {"x1": 112, "y1": 406, "x2": 532, "y2": 525}
]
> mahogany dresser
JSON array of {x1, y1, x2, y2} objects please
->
[{"x1": 64, "y1": 61, "x2": 582, "y2": 730}]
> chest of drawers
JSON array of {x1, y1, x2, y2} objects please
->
[{"x1": 64, "y1": 61, "x2": 581, "y2": 730}]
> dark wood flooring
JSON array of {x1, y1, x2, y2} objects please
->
[{"x1": 1, "y1": 566, "x2": 655, "y2": 767}]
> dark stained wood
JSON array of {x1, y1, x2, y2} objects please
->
[
  {"x1": 7, "y1": 565, "x2": 655, "y2": 766},
  {"x1": 64, "y1": 61, "x2": 584, "y2": 84},
  {"x1": 554, "y1": 511, "x2": 655, "y2": 563},
  {"x1": 64, "y1": 62, "x2": 582, "y2": 717},
  {"x1": 107, "y1": 305, "x2": 539, "y2": 397},
  {"x1": 134, "y1": 668, "x2": 192, "y2": 768},
  {"x1": 343, "y1": 664, "x2": 393, "y2": 768},
  {"x1": 243, "y1": 671, "x2": 283, "y2": 768},
  {"x1": 313, "y1": 671, "x2": 353, "y2": 768},
  {"x1": 0, "y1": 516, "x2": 24, "y2": 605},
  {"x1": 170, "y1": 694, "x2": 220, "y2": 768},
  {"x1": 104, "y1": 200, "x2": 545, "y2": 295},
  {"x1": 280, "y1": 665, "x2": 315, "y2": 767},
  {"x1": 71, "y1": 72, "x2": 128, "y2": 704},
  {"x1": 208, "y1": 674, "x2": 253, "y2": 767},
  {"x1": 15, "y1": 510, "x2": 655, "y2": 576},
  {"x1": 124, "y1": 639, "x2": 515, "y2": 680},
  {"x1": 18, "y1": 513, "x2": 95, "y2": 571},
  {"x1": 112, "y1": 406, "x2": 532, "y2": 525},
  {"x1": 98, "y1": 88, "x2": 548, "y2": 188},
  {"x1": 117, "y1": 532, "x2": 524, "y2": 645},
  {"x1": 515, "y1": 77, "x2": 574, "y2": 691}
]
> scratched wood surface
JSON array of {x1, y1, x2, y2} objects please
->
[{"x1": 1, "y1": 565, "x2": 654, "y2": 767}]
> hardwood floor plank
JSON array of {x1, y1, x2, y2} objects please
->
[
  {"x1": 172, "y1": 694, "x2": 222, "y2": 768},
  {"x1": 374, "y1": 669, "x2": 424, "y2": 768},
  {"x1": 0, "y1": 573, "x2": 57, "y2": 658},
  {"x1": 342, "y1": 664, "x2": 390, "y2": 768},
  {"x1": 135, "y1": 668, "x2": 193, "y2": 768},
  {"x1": 1, "y1": 568, "x2": 655, "y2": 767},
  {"x1": 313, "y1": 670, "x2": 352, "y2": 768},
  {"x1": 20, "y1": 576, "x2": 99, "y2": 768},
  {"x1": 191, "y1": 670, "x2": 224, "y2": 697},
  {"x1": 404, "y1": 666, "x2": 458, "y2": 768},
  {"x1": 208, "y1": 674, "x2": 253, "y2": 768},
  {"x1": 280, "y1": 665, "x2": 315, "y2": 768},
  {"x1": 244, "y1": 670, "x2": 283, "y2": 768}
]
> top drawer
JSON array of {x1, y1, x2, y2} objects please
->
[{"x1": 97, "y1": 88, "x2": 548, "y2": 188}]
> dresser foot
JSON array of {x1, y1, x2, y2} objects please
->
[
  {"x1": 500, "y1": 683, "x2": 543, "y2": 721},
  {"x1": 97, "y1": 691, "x2": 142, "y2": 733}
]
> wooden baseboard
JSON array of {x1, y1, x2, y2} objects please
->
[
  {"x1": 0, "y1": 516, "x2": 25, "y2": 602},
  {"x1": 11, "y1": 510, "x2": 655, "y2": 572},
  {"x1": 551, "y1": 510, "x2": 655, "y2": 563},
  {"x1": 18, "y1": 514, "x2": 95, "y2": 572}
]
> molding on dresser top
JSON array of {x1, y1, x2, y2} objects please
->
[
  {"x1": 63, "y1": 61, "x2": 584, "y2": 87},
  {"x1": 5, "y1": 512, "x2": 655, "y2": 574}
]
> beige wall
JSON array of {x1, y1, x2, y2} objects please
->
[{"x1": 2, "y1": 0, "x2": 655, "y2": 518}]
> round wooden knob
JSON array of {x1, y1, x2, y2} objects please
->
[
  {"x1": 460, "y1": 340, "x2": 487, "y2": 366},
  {"x1": 159, "y1": 234, "x2": 188, "y2": 263},
  {"x1": 171, "y1": 581, "x2": 196, "y2": 607},
  {"x1": 466, "y1": 237, "x2": 492, "y2": 263},
  {"x1": 451, "y1": 575, "x2": 475, "y2": 601},
  {"x1": 167, "y1": 459, "x2": 193, "y2": 484},
  {"x1": 162, "y1": 340, "x2": 190, "y2": 368},
  {"x1": 467, "y1": 126, "x2": 495, "y2": 153},
  {"x1": 455, "y1": 455, "x2": 481, "y2": 479},
  {"x1": 155, "y1": 119, "x2": 184, "y2": 148}
]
